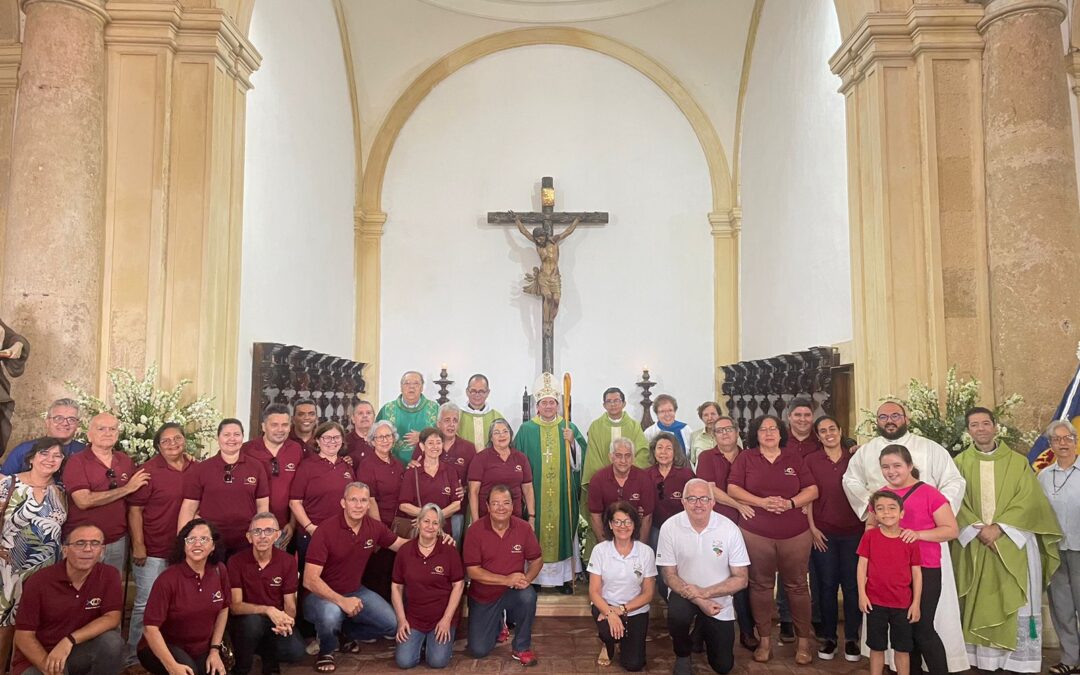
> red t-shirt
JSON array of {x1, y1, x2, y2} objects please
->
[
  {"x1": 241, "y1": 438, "x2": 304, "y2": 526},
  {"x1": 398, "y1": 463, "x2": 461, "y2": 530},
  {"x1": 61, "y1": 449, "x2": 137, "y2": 544},
  {"x1": 356, "y1": 454, "x2": 404, "y2": 527},
  {"x1": 784, "y1": 434, "x2": 823, "y2": 458},
  {"x1": 804, "y1": 451, "x2": 864, "y2": 536},
  {"x1": 462, "y1": 516, "x2": 542, "y2": 604},
  {"x1": 305, "y1": 513, "x2": 397, "y2": 596},
  {"x1": 728, "y1": 448, "x2": 814, "y2": 539},
  {"x1": 391, "y1": 539, "x2": 464, "y2": 632},
  {"x1": 857, "y1": 527, "x2": 922, "y2": 608},
  {"x1": 587, "y1": 465, "x2": 656, "y2": 518},
  {"x1": 409, "y1": 436, "x2": 477, "y2": 487},
  {"x1": 346, "y1": 431, "x2": 374, "y2": 465},
  {"x1": 128, "y1": 454, "x2": 196, "y2": 558},
  {"x1": 646, "y1": 464, "x2": 695, "y2": 526},
  {"x1": 226, "y1": 547, "x2": 298, "y2": 610},
  {"x1": 695, "y1": 448, "x2": 739, "y2": 522},
  {"x1": 467, "y1": 448, "x2": 533, "y2": 518},
  {"x1": 182, "y1": 454, "x2": 269, "y2": 552},
  {"x1": 12, "y1": 562, "x2": 122, "y2": 675},
  {"x1": 289, "y1": 455, "x2": 354, "y2": 527},
  {"x1": 140, "y1": 561, "x2": 230, "y2": 658}
]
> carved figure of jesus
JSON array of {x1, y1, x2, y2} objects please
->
[{"x1": 512, "y1": 211, "x2": 579, "y2": 338}]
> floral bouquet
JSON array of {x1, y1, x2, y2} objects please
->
[
  {"x1": 858, "y1": 366, "x2": 1035, "y2": 456},
  {"x1": 64, "y1": 365, "x2": 221, "y2": 463}
]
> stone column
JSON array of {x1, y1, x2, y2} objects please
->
[
  {"x1": 980, "y1": 0, "x2": 1080, "y2": 430},
  {"x1": 354, "y1": 208, "x2": 385, "y2": 402},
  {"x1": 2, "y1": 0, "x2": 108, "y2": 439},
  {"x1": 710, "y1": 208, "x2": 740, "y2": 397}
]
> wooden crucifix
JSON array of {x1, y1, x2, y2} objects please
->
[{"x1": 488, "y1": 177, "x2": 608, "y2": 373}]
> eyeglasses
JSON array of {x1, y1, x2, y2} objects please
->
[
  {"x1": 610, "y1": 519, "x2": 633, "y2": 527},
  {"x1": 1051, "y1": 434, "x2": 1078, "y2": 444},
  {"x1": 877, "y1": 413, "x2": 905, "y2": 423},
  {"x1": 249, "y1": 527, "x2": 280, "y2": 538},
  {"x1": 372, "y1": 434, "x2": 394, "y2": 442},
  {"x1": 66, "y1": 539, "x2": 104, "y2": 549},
  {"x1": 269, "y1": 458, "x2": 279, "y2": 477},
  {"x1": 682, "y1": 495, "x2": 713, "y2": 505},
  {"x1": 184, "y1": 536, "x2": 212, "y2": 545},
  {"x1": 159, "y1": 436, "x2": 185, "y2": 447},
  {"x1": 104, "y1": 467, "x2": 118, "y2": 490},
  {"x1": 714, "y1": 427, "x2": 737, "y2": 435},
  {"x1": 48, "y1": 415, "x2": 79, "y2": 426},
  {"x1": 319, "y1": 435, "x2": 343, "y2": 444},
  {"x1": 223, "y1": 463, "x2": 234, "y2": 484},
  {"x1": 466, "y1": 388, "x2": 489, "y2": 395}
]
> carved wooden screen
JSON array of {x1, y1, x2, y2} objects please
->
[
  {"x1": 248, "y1": 342, "x2": 367, "y2": 433},
  {"x1": 720, "y1": 346, "x2": 844, "y2": 446}
]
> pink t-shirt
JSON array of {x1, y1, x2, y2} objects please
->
[{"x1": 881, "y1": 483, "x2": 948, "y2": 568}]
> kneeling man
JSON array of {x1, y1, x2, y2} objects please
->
[
  {"x1": 657, "y1": 478, "x2": 749, "y2": 675},
  {"x1": 464, "y1": 485, "x2": 543, "y2": 666},
  {"x1": 13, "y1": 524, "x2": 125, "y2": 675}
]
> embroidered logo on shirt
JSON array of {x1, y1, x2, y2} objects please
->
[
  {"x1": 511, "y1": 544, "x2": 523, "y2": 553},
  {"x1": 514, "y1": 465, "x2": 523, "y2": 472},
  {"x1": 456, "y1": 457, "x2": 465, "y2": 465},
  {"x1": 245, "y1": 476, "x2": 257, "y2": 485},
  {"x1": 285, "y1": 463, "x2": 297, "y2": 472},
  {"x1": 85, "y1": 597, "x2": 102, "y2": 609},
  {"x1": 442, "y1": 487, "x2": 452, "y2": 495},
  {"x1": 672, "y1": 491, "x2": 682, "y2": 499},
  {"x1": 711, "y1": 540, "x2": 725, "y2": 557},
  {"x1": 783, "y1": 468, "x2": 796, "y2": 476},
  {"x1": 630, "y1": 493, "x2": 641, "y2": 500},
  {"x1": 211, "y1": 591, "x2": 223, "y2": 602},
  {"x1": 433, "y1": 565, "x2": 445, "y2": 575},
  {"x1": 270, "y1": 577, "x2": 282, "y2": 587},
  {"x1": 364, "y1": 538, "x2": 374, "y2": 549}
]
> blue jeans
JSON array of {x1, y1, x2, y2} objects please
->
[
  {"x1": 303, "y1": 587, "x2": 397, "y2": 655},
  {"x1": 450, "y1": 513, "x2": 464, "y2": 546},
  {"x1": 126, "y1": 556, "x2": 169, "y2": 663},
  {"x1": 102, "y1": 535, "x2": 128, "y2": 575},
  {"x1": 467, "y1": 587, "x2": 536, "y2": 657},
  {"x1": 811, "y1": 532, "x2": 861, "y2": 642},
  {"x1": 395, "y1": 626, "x2": 456, "y2": 669}
]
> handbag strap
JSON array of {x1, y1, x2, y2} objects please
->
[{"x1": 414, "y1": 463, "x2": 422, "y2": 506}]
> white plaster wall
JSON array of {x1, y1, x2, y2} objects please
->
[
  {"x1": 739, "y1": 0, "x2": 851, "y2": 359},
  {"x1": 237, "y1": 0, "x2": 355, "y2": 423},
  {"x1": 380, "y1": 45, "x2": 713, "y2": 427}
]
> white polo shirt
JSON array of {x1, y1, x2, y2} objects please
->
[
  {"x1": 656, "y1": 511, "x2": 749, "y2": 620},
  {"x1": 586, "y1": 540, "x2": 658, "y2": 617}
]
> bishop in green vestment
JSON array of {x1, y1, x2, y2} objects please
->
[
  {"x1": 376, "y1": 370, "x2": 439, "y2": 465},
  {"x1": 952, "y1": 409, "x2": 1061, "y2": 673},
  {"x1": 515, "y1": 373, "x2": 586, "y2": 592}
]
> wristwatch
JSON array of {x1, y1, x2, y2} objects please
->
[{"x1": 209, "y1": 644, "x2": 223, "y2": 652}]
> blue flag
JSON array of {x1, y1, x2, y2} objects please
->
[{"x1": 1029, "y1": 363, "x2": 1080, "y2": 470}]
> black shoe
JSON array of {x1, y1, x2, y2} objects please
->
[
  {"x1": 779, "y1": 621, "x2": 795, "y2": 643},
  {"x1": 560, "y1": 582, "x2": 574, "y2": 595},
  {"x1": 817, "y1": 640, "x2": 836, "y2": 660},
  {"x1": 739, "y1": 632, "x2": 759, "y2": 651},
  {"x1": 844, "y1": 641, "x2": 861, "y2": 662}
]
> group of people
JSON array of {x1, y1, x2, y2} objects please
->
[{"x1": 0, "y1": 371, "x2": 1077, "y2": 675}]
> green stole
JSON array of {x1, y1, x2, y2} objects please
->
[
  {"x1": 514, "y1": 416, "x2": 585, "y2": 563},
  {"x1": 952, "y1": 442, "x2": 1061, "y2": 649}
]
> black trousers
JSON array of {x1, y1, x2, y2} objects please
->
[
  {"x1": 667, "y1": 593, "x2": 735, "y2": 674},
  {"x1": 229, "y1": 614, "x2": 306, "y2": 674},
  {"x1": 591, "y1": 606, "x2": 648, "y2": 672},
  {"x1": 139, "y1": 646, "x2": 210, "y2": 675},
  {"x1": 910, "y1": 566, "x2": 949, "y2": 675}
]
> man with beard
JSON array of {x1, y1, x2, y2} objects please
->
[{"x1": 842, "y1": 401, "x2": 969, "y2": 673}]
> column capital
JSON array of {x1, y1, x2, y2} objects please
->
[
  {"x1": 21, "y1": 0, "x2": 108, "y2": 24},
  {"x1": 355, "y1": 208, "x2": 387, "y2": 237},
  {"x1": 709, "y1": 209, "x2": 740, "y2": 238},
  {"x1": 977, "y1": 0, "x2": 1066, "y2": 33}
]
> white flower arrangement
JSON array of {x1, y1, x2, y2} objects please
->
[{"x1": 63, "y1": 365, "x2": 221, "y2": 464}]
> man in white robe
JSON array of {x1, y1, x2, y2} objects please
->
[{"x1": 842, "y1": 401, "x2": 970, "y2": 673}]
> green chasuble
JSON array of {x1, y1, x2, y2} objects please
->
[
  {"x1": 515, "y1": 416, "x2": 586, "y2": 563},
  {"x1": 582, "y1": 414, "x2": 650, "y2": 488},
  {"x1": 458, "y1": 406, "x2": 504, "y2": 448},
  {"x1": 376, "y1": 395, "x2": 439, "y2": 465},
  {"x1": 952, "y1": 442, "x2": 1061, "y2": 650}
]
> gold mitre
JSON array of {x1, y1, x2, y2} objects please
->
[{"x1": 533, "y1": 372, "x2": 560, "y2": 402}]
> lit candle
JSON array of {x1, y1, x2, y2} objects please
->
[{"x1": 441, "y1": 363, "x2": 448, "y2": 370}]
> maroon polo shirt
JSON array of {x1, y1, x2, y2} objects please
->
[
  {"x1": 346, "y1": 431, "x2": 374, "y2": 465},
  {"x1": 696, "y1": 448, "x2": 739, "y2": 522},
  {"x1": 182, "y1": 454, "x2": 269, "y2": 552},
  {"x1": 288, "y1": 431, "x2": 318, "y2": 456},
  {"x1": 12, "y1": 562, "x2": 122, "y2": 675},
  {"x1": 289, "y1": 455, "x2": 354, "y2": 527},
  {"x1": 391, "y1": 539, "x2": 464, "y2": 632},
  {"x1": 728, "y1": 448, "x2": 814, "y2": 539},
  {"x1": 129, "y1": 454, "x2": 196, "y2": 558},
  {"x1": 466, "y1": 448, "x2": 533, "y2": 518},
  {"x1": 647, "y1": 464, "x2": 695, "y2": 526},
  {"x1": 784, "y1": 433, "x2": 823, "y2": 458},
  {"x1": 226, "y1": 547, "x2": 298, "y2": 610},
  {"x1": 398, "y1": 464, "x2": 460, "y2": 532},
  {"x1": 140, "y1": 561, "x2": 231, "y2": 658},
  {"x1": 409, "y1": 436, "x2": 477, "y2": 486},
  {"x1": 357, "y1": 454, "x2": 404, "y2": 527},
  {"x1": 804, "y1": 450, "x2": 864, "y2": 536},
  {"x1": 62, "y1": 448, "x2": 137, "y2": 544},
  {"x1": 306, "y1": 513, "x2": 397, "y2": 596},
  {"x1": 242, "y1": 437, "x2": 304, "y2": 526},
  {"x1": 587, "y1": 465, "x2": 656, "y2": 518},
  {"x1": 462, "y1": 516, "x2": 542, "y2": 604}
]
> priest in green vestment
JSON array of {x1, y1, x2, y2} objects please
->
[
  {"x1": 458, "y1": 373, "x2": 504, "y2": 448},
  {"x1": 375, "y1": 370, "x2": 440, "y2": 464},
  {"x1": 952, "y1": 408, "x2": 1061, "y2": 673},
  {"x1": 581, "y1": 387, "x2": 650, "y2": 486},
  {"x1": 514, "y1": 373, "x2": 586, "y2": 593}
]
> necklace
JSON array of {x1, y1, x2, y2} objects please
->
[{"x1": 1054, "y1": 465, "x2": 1076, "y2": 495}]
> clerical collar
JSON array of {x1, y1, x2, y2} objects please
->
[
  {"x1": 463, "y1": 402, "x2": 491, "y2": 415},
  {"x1": 607, "y1": 414, "x2": 624, "y2": 424},
  {"x1": 398, "y1": 395, "x2": 425, "y2": 411},
  {"x1": 976, "y1": 442, "x2": 998, "y2": 455}
]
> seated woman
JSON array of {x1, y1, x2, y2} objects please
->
[
  {"x1": 391, "y1": 504, "x2": 465, "y2": 670},
  {"x1": 643, "y1": 394, "x2": 692, "y2": 456},
  {"x1": 398, "y1": 428, "x2": 462, "y2": 535},
  {"x1": 138, "y1": 519, "x2": 229, "y2": 675},
  {"x1": 587, "y1": 500, "x2": 657, "y2": 672}
]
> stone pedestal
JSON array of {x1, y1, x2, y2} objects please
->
[
  {"x1": 980, "y1": 0, "x2": 1080, "y2": 430},
  {"x1": 2, "y1": 0, "x2": 108, "y2": 440}
]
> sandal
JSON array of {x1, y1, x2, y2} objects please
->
[
  {"x1": 314, "y1": 654, "x2": 335, "y2": 673},
  {"x1": 596, "y1": 645, "x2": 611, "y2": 667},
  {"x1": 1050, "y1": 664, "x2": 1078, "y2": 675},
  {"x1": 753, "y1": 637, "x2": 771, "y2": 663},
  {"x1": 338, "y1": 640, "x2": 361, "y2": 654}
]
